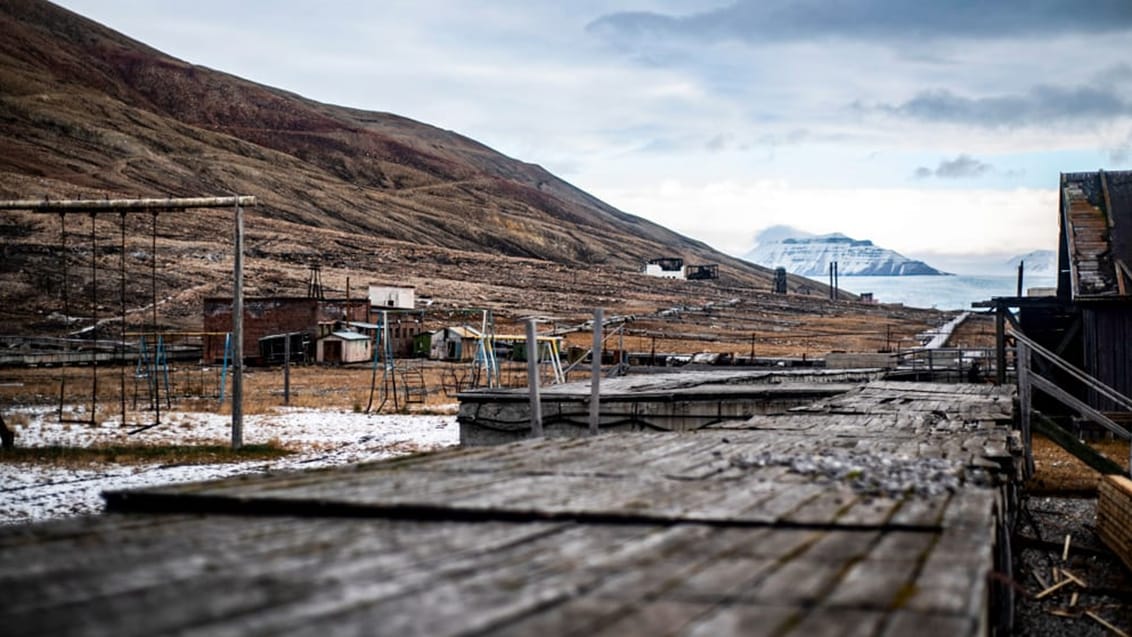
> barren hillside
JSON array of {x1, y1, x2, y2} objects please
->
[{"x1": 0, "y1": 0, "x2": 949, "y2": 354}]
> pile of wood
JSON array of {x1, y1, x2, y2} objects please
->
[{"x1": 1098, "y1": 475, "x2": 1132, "y2": 573}]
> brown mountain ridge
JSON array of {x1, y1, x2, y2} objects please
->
[{"x1": 0, "y1": 0, "x2": 948, "y2": 356}]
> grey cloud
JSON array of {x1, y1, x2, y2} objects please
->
[
  {"x1": 588, "y1": 1, "x2": 1132, "y2": 45},
  {"x1": 914, "y1": 155, "x2": 993, "y2": 179},
  {"x1": 880, "y1": 85, "x2": 1132, "y2": 127},
  {"x1": 705, "y1": 133, "x2": 731, "y2": 152}
]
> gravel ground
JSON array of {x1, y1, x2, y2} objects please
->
[{"x1": 1013, "y1": 495, "x2": 1132, "y2": 636}]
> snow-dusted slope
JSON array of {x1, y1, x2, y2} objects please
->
[
  {"x1": 1004, "y1": 250, "x2": 1057, "y2": 275},
  {"x1": 741, "y1": 227, "x2": 948, "y2": 276}
]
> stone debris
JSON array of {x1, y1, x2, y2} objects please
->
[{"x1": 730, "y1": 448, "x2": 972, "y2": 497}]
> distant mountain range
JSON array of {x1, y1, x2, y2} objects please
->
[{"x1": 741, "y1": 226, "x2": 949, "y2": 276}]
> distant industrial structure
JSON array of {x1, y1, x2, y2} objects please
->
[{"x1": 643, "y1": 257, "x2": 719, "y2": 281}]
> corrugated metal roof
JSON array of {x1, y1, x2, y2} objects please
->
[
  {"x1": 435, "y1": 326, "x2": 482, "y2": 339},
  {"x1": 346, "y1": 321, "x2": 381, "y2": 330},
  {"x1": 322, "y1": 331, "x2": 370, "y2": 341},
  {"x1": 1060, "y1": 170, "x2": 1132, "y2": 300}
]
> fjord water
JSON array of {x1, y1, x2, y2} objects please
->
[{"x1": 839, "y1": 275, "x2": 1058, "y2": 311}]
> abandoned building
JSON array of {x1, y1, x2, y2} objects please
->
[
  {"x1": 315, "y1": 330, "x2": 372, "y2": 365},
  {"x1": 423, "y1": 325, "x2": 484, "y2": 361},
  {"x1": 202, "y1": 297, "x2": 369, "y2": 363},
  {"x1": 684, "y1": 263, "x2": 720, "y2": 280},
  {"x1": 256, "y1": 332, "x2": 309, "y2": 365},
  {"x1": 368, "y1": 284, "x2": 415, "y2": 310},
  {"x1": 985, "y1": 170, "x2": 1132, "y2": 413},
  {"x1": 1055, "y1": 170, "x2": 1132, "y2": 408},
  {"x1": 643, "y1": 257, "x2": 685, "y2": 279}
]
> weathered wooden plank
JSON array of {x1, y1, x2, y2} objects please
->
[
  {"x1": 679, "y1": 604, "x2": 799, "y2": 637},
  {"x1": 783, "y1": 608, "x2": 888, "y2": 637},
  {"x1": 587, "y1": 600, "x2": 718, "y2": 637},
  {"x1": 664, "y1": 557, "x2": 778, "y2": 601},
  {"x1": 881, "y1": 610, "x2": 979, "y2": 637},
  {"x1": 741, "y1": 558, "x2": 847, "y2": 605},
  {"x1": 824, "y1": 556, "x2": 921, "y2": 608}
]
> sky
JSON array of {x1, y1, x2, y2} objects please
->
[{"x1": 55, "y1": 1, "x2": 1132, "y2": 266}]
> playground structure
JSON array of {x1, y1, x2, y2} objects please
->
[{"x1": 0, "y1": 197, "x2": 255, "y2": 438}]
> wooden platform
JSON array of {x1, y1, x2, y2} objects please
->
[
  {"x1": 1098, "y1": 475, "x2": 1132, "y2": 573},
  {"x1": 457, "y1": 368, "x2": 884, "y2": 445},
  {"x1": 0, "y1": 381, "x2": 1021, "y2": 636}
]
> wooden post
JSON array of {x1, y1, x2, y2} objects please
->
[
  {"x1": 590, "y1": 308, "x2": 602, "y2": 435},
  {"x1": 526, "y1": 319, "x2": 543, "y2": 437},
  {"x1": 1017, "y1": 261, "x2": 1024, "y2": 298},
  {"x1": 995, "y1": 304, "x2": 1006, "y2": 385},
  {"x1": 283, "y1": 333, "x2": 291, "y2": 406},
  {"x1": 232, "y1": 201, "x2": 244, "y2": 449},
  {"x1": 0, "y1": 413, "x2": 13, "y2": 450},
  {"x1": 1017, "y1": 339, "x2": 1033, "y2": 477},
  {"x1": 89, "y1": 213, "x2": 98, "y2": 424}
]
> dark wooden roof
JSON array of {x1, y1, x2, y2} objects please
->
[
  {"x1": 1059, "y1": 170, "x2": 1132, "y2": 301},
  {"x1": 0, "y1": 382, "x2": 1019, "y2": 636}
]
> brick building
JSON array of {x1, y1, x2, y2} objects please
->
[{"x1": 203, "y1": 297, "x2": 369, "y2": 363}]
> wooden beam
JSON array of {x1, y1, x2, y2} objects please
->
[
  {"x1": 1100, "y1": 170, "x2": 1115, "y2": 230},
  {"x1": 1030, "y1": 375, "x2": 1130, "y2": 441},
  {"x1": 995, "y1": 306, "x2": 1007, "y2": 385},
  {"x1": 1, "y1": 196, "x2": 256, "y2": 212},
  {"x1": 1033, "y1": 413, "x2": 1125, "y2": 476},
  {"x1": 1116, "y1": 259, "x2": 1132, "y2": 297}
]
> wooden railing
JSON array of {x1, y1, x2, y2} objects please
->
[
  {"x1": 895, "y1": 347, "x2": 1002, "y2": 382},
  {"x1": 1014, "y1": 330, "x2": 1132, "y2": 478}
]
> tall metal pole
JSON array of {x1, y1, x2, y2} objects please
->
[
  {"x1": 589, "y1": 308, "x2": 602, "y2": 435},
  {"x1": 232, "y1": 202, "x2": 244, "y2": 449},
  {"x1": 526, "y1": 319, "x2": 543, "y2": 437}
]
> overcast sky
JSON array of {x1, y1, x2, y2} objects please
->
[{"x1": 55, "y1": 1, "x2": 1132, "y2": 263}]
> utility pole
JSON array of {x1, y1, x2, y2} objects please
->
[
  {"x1": 232, "y1": 200, "x2": 244, "y2": 449},
  {"x1": 589, "y1": 308, "x2": 602, "y2": 435},
  {"x1": 526, "y1": 319, "x2": 543, "y2": 437}
]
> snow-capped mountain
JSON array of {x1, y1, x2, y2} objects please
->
[
  {"x1": 741, "y1": 226, "x2": 949, "y2": 276},
  {"x1": 1004, "y1": 250, "x2": 1057, "y2": 276}
]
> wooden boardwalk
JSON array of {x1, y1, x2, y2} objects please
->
[
  {"x1": 458, "y1": 368, "x2": 884, "y2": 444},
  {"x1": 0, "y1": 381, "x2": 1021, "y2": 636}
]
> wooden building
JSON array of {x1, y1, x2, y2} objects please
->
[
  {"x1": 202, "y1": 297, "x2": 369, "y2": 363},
  {"x1": 429, "y1": 325, "x2": 483, "y2": 361},
  {"x1": 316, "y1": 330, "x2": 372, "y2": 364},
  {"x1": 1055, "y1": 170, "x2": 1132, "y2": 409}
]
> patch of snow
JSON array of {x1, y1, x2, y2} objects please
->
[{"x1": 0, "y1": 406, "x2": 460, "y2": 526}]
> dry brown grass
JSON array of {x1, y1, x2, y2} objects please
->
[
  {"x1": 1026, "y1": 433, "x2": 1131, "y2": 494},
  {"x1": 0, "y1": 442, "x2": 292, "y2": 468}
]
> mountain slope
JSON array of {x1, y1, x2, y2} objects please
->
[
  {"x1": 742, "y1": 227, "x2": 948, "y2": 276},
  {"x1": 0, "y1": 0, "x2": 781, "y2": 281},
  {"x1": 1004, "y1": 250, "x2": 1057, "y2": 276}
]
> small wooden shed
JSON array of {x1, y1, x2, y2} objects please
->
[
  {"x1": 316, "y1": 331, "x2": 372, "y2": 365},
  {"x1": 429, "y1": 326, "x2": 483, "y2": 362}
]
